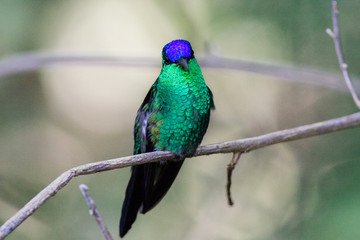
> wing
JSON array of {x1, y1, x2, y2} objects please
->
[
  {"x1": 140, "y1": 160, "x2": 184, "y2": 213},
  {"x1": 119, "y1": 164, "x2": 144, "y2": 237},
  {"x1": 120, "y1": 159, "x2": 184, "y2": 237},
  {"x1": 133, "y1": 81, "x2": 158, "y2": 155},
  {"x1": 120, "y1": 81, "x2": 157, "y2": 237}
]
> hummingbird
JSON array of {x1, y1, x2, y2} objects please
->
[{"x1": 119, "y1": 39, "x2": 214, "y2": 237}]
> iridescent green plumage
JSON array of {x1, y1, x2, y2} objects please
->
[
  {"x1": 120, "y1": 40, "x2": 214, "y2": 237},
  {"x1": 134, "y1": 57, "x2": 213, "y2": 156}
]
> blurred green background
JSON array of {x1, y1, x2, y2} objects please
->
[{"x1": 1, "y1": 0, "x2": 360, "y2": 239}]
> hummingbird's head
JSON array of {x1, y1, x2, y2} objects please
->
[{"x1": 162, "y1": 39, "x2": 194, "y2": 71}]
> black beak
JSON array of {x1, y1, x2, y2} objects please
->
[{"x1": 176, "y1": 57, "x2": 189, "y2": 72}]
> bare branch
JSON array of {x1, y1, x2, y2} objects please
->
[
  {"x1": 1, "y1": 51, "x2": 359, "y2": 93},
  {"x1": 327, "y1": 0, "x2": 360, "y2": 109},
  {"x1": 79, "y1": 184, "x2": 113, "y2": 240},
  {"x1": 0, "y1": 53, "x2": 159, "y2": 78},
  {"x1": 1, "y1": 111, "x2": 360, "y2": 239},
  {"x1": 226, "y1": 152, "x2": 242, "y2": 206}
]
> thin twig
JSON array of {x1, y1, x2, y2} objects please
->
[
  {"x1": 226, "y1": 152, "x2": 242, "y2": 206},
  {"x1": 326, "y1": 0, "x2": 360, "y2": 109},
  {"x1": 79, "y1": 184, "x2": 113, "y2": 240},
  {"x1": 1, "y1": 111, "x2": 360, "y2": 239}
]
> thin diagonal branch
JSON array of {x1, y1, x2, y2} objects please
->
[
  {"x1": 79, "y1": 184, "x2": 113, "y2": 240},
  {"x1": 326, "y1": 0, "x2": 360, "y2": 109},
  {"x1": 1, "y1": 111, "x2": 360, "y2": 239}
]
